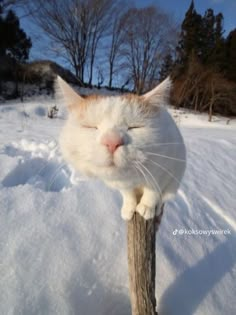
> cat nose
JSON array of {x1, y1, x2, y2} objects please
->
[{"x1": 101, "y1": 132, "x2": 124, "y2": 154}]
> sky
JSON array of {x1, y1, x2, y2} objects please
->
[
  {"x1": 16, "y1": 0, "x2": 236, "y2": 73},
  {"x1": 135, "y1": 0, "x2": 236, "y2": 35}
]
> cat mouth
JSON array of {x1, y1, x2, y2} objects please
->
[
  {"x1": 106, "y1": 161, "x2": 116, "y2": 168},
  {"x1": 99, "y1": 152, "x2": 124, "y2": 169},
  {"x1": 103, "y1": 159, "x2": 122, "y2": 170}
]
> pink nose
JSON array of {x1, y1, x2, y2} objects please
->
[{"x1": 101, "y1": 132, "x2": 124, "y2": 154}]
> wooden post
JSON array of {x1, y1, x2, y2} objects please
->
[{"x1": 127, "y1": 205, "x2": 164, "y2": 315}]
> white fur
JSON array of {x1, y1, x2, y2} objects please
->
[{"x1": 59, "y1": 77, "x2": 186, "y2": 220}]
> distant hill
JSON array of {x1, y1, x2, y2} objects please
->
[
  {"x1": 0, "y1": 57, "x2": 79, "y2": 100},
  {"x1": 24, "y1": 60, "x2": 79, "y2": 85}
]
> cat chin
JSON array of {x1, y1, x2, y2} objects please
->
[
  {"x1": 84, "y1": 163, "x2": 133, "y2": 182},
  {"x1": 80, "y1": 149, "x2": 143, "y2": 180}
]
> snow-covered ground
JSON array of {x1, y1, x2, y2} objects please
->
[{"x1": 0, "y1": 96, "x2": 235, "y2": 315}]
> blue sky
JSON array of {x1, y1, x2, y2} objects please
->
[
  {"x1": 135, "y1": 0, "x2": 236, "y2": 35},
  {"x1": 18, "y1": 0, "x2": 235, "y2": 66}
]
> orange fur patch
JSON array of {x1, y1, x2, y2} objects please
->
[
  {"x1": 70, "y1": 94, "x2": 105, "y2": 118},
  {"x1": 70, "y1": 92, "x2": 159, "y2": 119},
  {"x1": 83, "y1": 94, "x2": 105, "y2": 101},
  {"x1": 122, "y1": 93, "x2": 159, "y2": 116}
]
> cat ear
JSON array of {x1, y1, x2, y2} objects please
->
[
  {"x1": 56, "y1": 76, "x2": 83, "y2": 111},
  {"x1": 142, "y1": 77, "x2": 172, "y2": 106}
]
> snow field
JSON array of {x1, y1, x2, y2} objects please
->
[{"x1": 0, "y1": 96, "x2": 235, "y2": 315}]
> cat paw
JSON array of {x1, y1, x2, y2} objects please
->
[
  {"x1": 121, "y1": 207, "x2": 135, "y2": 221},
  {"x1": 136, "y1": 203, "x2": 155, "y2": 220}
]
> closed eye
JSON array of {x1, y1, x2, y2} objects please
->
[
  {"x1": 128, "y1": 126, "x2": 143, "y2": 130},
  {"x1": 82, "y1": 125, "x2": 98, "y2": 129}
]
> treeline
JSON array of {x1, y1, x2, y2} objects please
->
[
  {"x1": 0, "y1": 0, "x2": 235, "y2": 117},
  {"x1": 26, "y1": 0, "x2": 177, "y2": 94},
  {"x1": 1, "y1": 0, "x2": 177, "y2": 96},
  {"x1": 0, "y1": 0, "x2": 32, "y2": 97},
  {"x1": 170, "y1": 0, "x2": 236, "y2": 118},
  {"x1": 0, "y1": 1, "x2": 80, "y2": 98}
]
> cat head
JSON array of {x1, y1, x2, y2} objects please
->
[{"x1": 58, "y1": 77, "x2": 172, "y2": 180}]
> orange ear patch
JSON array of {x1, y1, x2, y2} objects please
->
[
  {"x1": 69, "y1": 94, "x2": 105, "y2": 119},
  {"x1": 122, "y1": 93, "x2": 140, "y2": 103},
  {"x1": 122, "y1": 93, "x2": 159, "y2": 116},
  {"x1": 83, "y1": 94, "x2": 104, "y2": 102}
]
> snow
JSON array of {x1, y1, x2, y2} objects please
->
[{"x1": 0, "y1": 95, "x2": 235, "y2": 315}]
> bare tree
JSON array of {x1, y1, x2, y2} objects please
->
[
  {"x1": 27, "y1": 0, "x2": 84, "y2": 81},
  {"x1": 0, "y1": 0, "x2": 28, "y2": 10},
  {"x1": 27, "y1": 0, "x2": 114, "y2": 84},
  {"x1": 96, "y1": 66, "x2": 104, "y2": 88},
  {"x1": 121, "y1": 6, "x2": 176, "y2": 94},
  {"x1": 86, "y1": 0, "x2": 115, "y2": 86},
  {"x1": 106, "y1": 1, "x2": 129, "y2": 88},
  {"x1": 172, "y1": 55, "x2": 236, "y2": 118},
  {"x1": 205, "y1": 73, "x2": 236, "y2": 121}
]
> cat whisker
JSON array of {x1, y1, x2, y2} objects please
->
[
  {"x1": 141, "y1": 142, "x2": 186, "y2": 147},
  {"x1": 147, "y1": 158, "x2": 182, "y2": 186},
  {"x1": 135, "y1": 162, "x2": 155, "y2": 191},
  {"x1": 136, "y1": 161, "x2": 163, "y2": 205},
  {"x1": 132, "y1": 164, "x2": 142, "y2": 179},
  {"x1": 146, "y1": 152, "x2": 186, "y2": 163},
  {"x1": 134, "y1": 162, "x2": 159, "y2": 198},
  {"x1": 133, "y1": 162, "x2": 151, "y2": 188}
]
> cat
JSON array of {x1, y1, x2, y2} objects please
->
[{"x1": 58, "y1": 76, "x2": 186, "y2": 220}]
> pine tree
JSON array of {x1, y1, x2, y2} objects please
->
[
  {"x1": 176, "y1": 2, "x2": 227, "y2": 72},
  {"x1": 0, "y1": 9, "x2": 31, "y2": 62},
  {"x1": 225, "y1": 29, "x2": 236, "y2": 82},
  {"x1": 0, "y1": 8, "x2": 32, "y2": 97},
  {"x1": 212, "y1": 14, "x2": 226, "y2": 71},
  {"x1": 159, "y1": 53, "x2": 173, "y2": 81},
  {"x1": 215, "y1": 13, "x2": 224, "y2": 42},
  {"x1": 173, "y1": 1, "x2": 236, "y2": 116},
  {"x1": 202, "y1": 10, "x2": 225, "y2": 68},
  {"x1": 0, "y1": 5, "x2": 4, "y2": 56},
  {"x1": 202, "y1": 9, "x2": 215, "y2": 63},
  {"x1": 176, "y1": 0, "x2": 203, "y2": 67}
]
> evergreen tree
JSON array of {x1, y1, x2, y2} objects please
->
[
  {"x1": 173, "y1": 1, "x2": 236, "y2": 116},
  {"x1": 159, "y1": 53, "x2": 173, "y2": 81},
  {"x1": 215, "y1": 13, "x2": 224, "y2": 42},
  {"x1": 202, "y1": 8, "x2": 215, "y2": 63},
  {"x1": 202, "y1": 10, "x2": 225, "y2": 68},
  {"x1": 212, "y1": 13, "x2": 225, "y2": 68},
  {"x1": 225, "y1": 29, "x2": 236, "y2": 82},
  {"x1": 176, "y1": 0, "x2": 203, "y2": 66},
  {"x1": 176, "y1": 2, "x2": 227, "y2": 72},
  {"x1": 0, "y1": 7, "x2": 32, "y2": 97},
  {"x1": 0, "y1": 9, "x2": 31, "y2": 62}
]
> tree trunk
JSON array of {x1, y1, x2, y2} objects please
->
[
  {"x1": 88, "y1": 56, "x2": 95, "y2": 87},
  {"x1": 208, "y1": 101, "x2": 213, "y2": 122},
  {"x1": 108, "y1": 64, "x2": 113, "y2": 89},
  {"x1": 127, "y1": 205, "x2": 164, "y2": 315}
]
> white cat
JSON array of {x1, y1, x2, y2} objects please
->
[{"x1": 58, "y1": 77, "x2": 186, "y2": 220}]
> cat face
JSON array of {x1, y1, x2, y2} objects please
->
[{"x1": 59, "y1": 77, "x2": 172, "y2": 181}]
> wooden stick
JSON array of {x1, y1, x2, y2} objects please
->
[{"x1": 127, "y1": 205, "x2": 164, "y2": 315}]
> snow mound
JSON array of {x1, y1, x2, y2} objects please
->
[
  {"x1": 2, "y1": 139, "x2": 72, "y2": 192},
  {"x1": 0, "y1": 98, "x2": 236, "y2": 315}
]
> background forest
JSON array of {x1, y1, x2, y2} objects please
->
[{"x1": 0, "y1": 0, "x2": 235, "y2": 118}]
